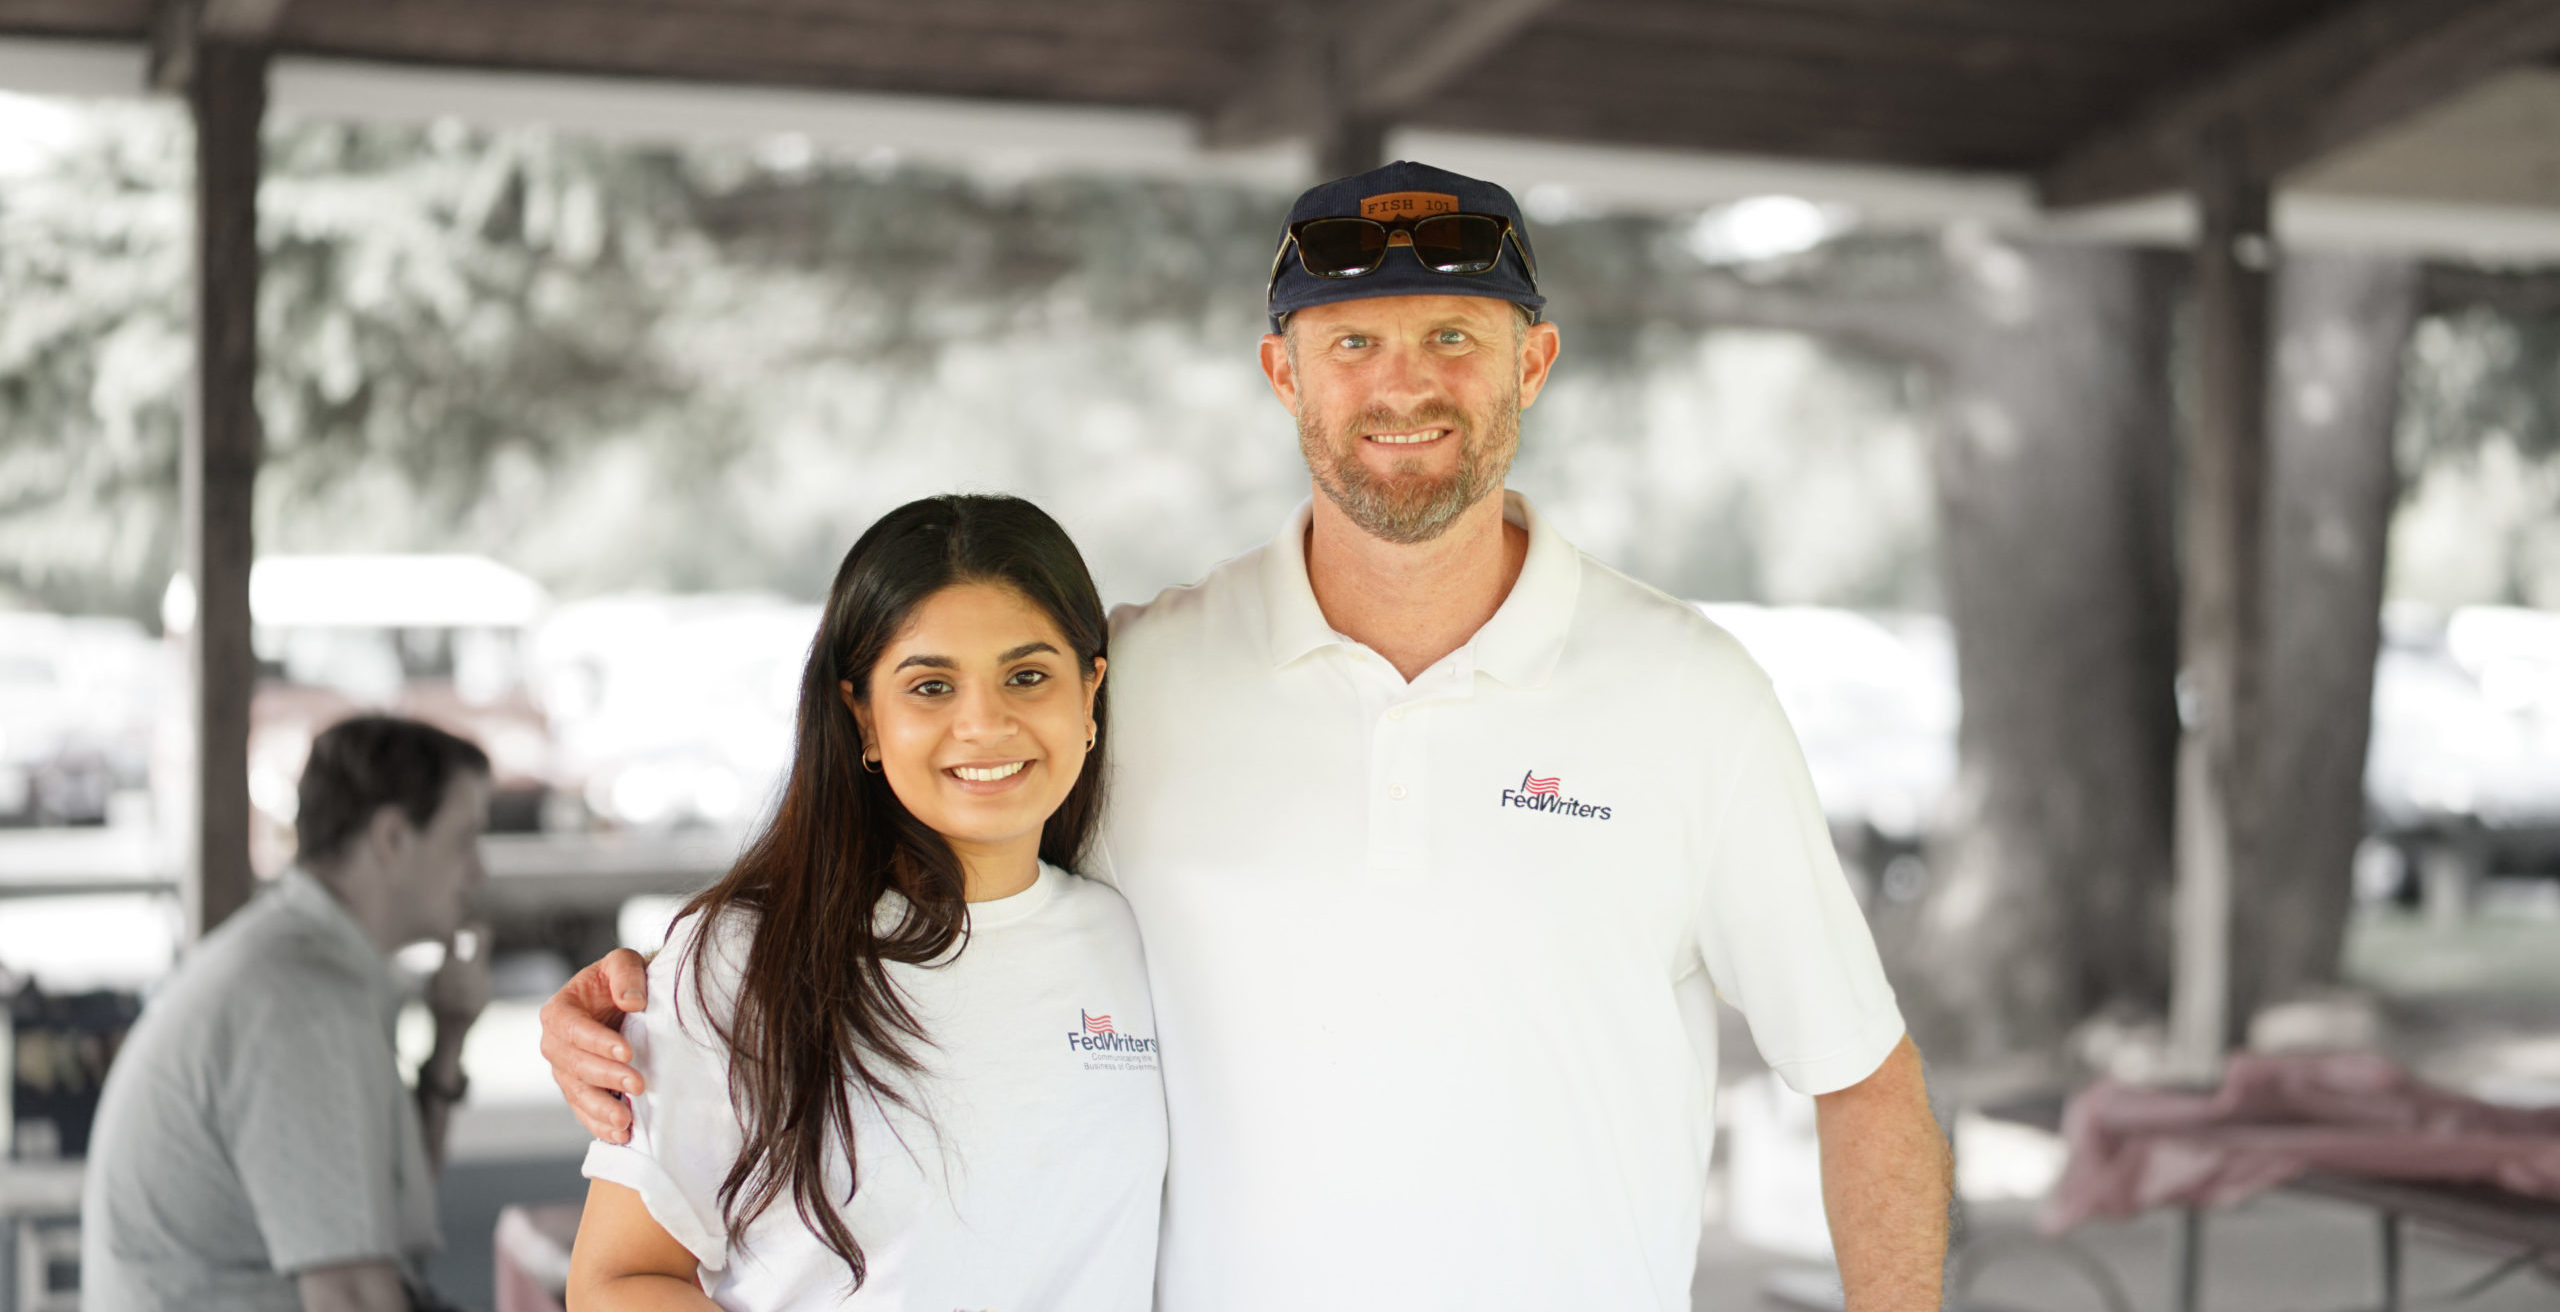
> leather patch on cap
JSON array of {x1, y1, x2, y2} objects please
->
[{"x1": 1361, "y1": 191, "x2": 1459, "y2": 220}]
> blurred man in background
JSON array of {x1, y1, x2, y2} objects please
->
[{"x1": 83, "y1": 715, "x2": 493, "y2": 1312}]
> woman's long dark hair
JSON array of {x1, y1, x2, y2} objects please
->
[{"x1": 673, "y1": 494, "x2": 1109, "y2": 1287}]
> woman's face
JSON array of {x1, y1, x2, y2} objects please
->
[{"x1": 843, "y1": 581, "x2": 1102, "y2": 872}]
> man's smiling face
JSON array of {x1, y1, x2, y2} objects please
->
[{"x1": 1267, "y1": 294, "x2": 1561, "y2": 545}]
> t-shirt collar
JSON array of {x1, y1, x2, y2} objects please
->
[{"x1": 1260, "y1": 488, "x2": 1580, "y2": 688}]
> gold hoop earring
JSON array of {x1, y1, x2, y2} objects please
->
[
  {"x1": 861, "y1": 755, "x2": 882, "y2": 774},
  {"x1": 1085, "y1": 730, "x2": 1097, "y2": 752}
]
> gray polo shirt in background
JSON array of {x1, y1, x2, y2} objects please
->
[{"x1": 81, "y1": 868, "x2": 441, "y2": 1312}]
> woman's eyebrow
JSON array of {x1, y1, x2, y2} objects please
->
[{"x1": 892, "y1": 641, "x2": 1057, "y2": 672}]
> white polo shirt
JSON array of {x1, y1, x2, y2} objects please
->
[{"x1": 1094, "y1": 490, "x2": 1904, "y2": 1312}]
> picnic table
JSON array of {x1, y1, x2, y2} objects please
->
[{"x1": 1984, "y1": 1090, "x2": 2560, "y2": 1312}]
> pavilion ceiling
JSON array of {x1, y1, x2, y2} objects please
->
[{"x1": 3, "y1": 0, "x2": 2557, "y2": 207}]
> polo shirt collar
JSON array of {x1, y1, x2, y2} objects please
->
[
  {"x1": 1258, "y1": 489, "x2": 1581, "y2": 688},
  {"x1": 273, "y1": 866, "x2": 400, "y2": 1024}
]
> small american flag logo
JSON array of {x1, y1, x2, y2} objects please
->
[
  {"x1": 1523, "y1": 772, "x2": 1560, "y2": 797},
  {"x1": 1082, "y1": 1010, "x2": 1114, "y2": 1035}
]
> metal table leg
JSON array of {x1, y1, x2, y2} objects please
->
[
  {"x1": 2378, "y1": 1211, "x2": 2403, "y2": 1312},
  {"x1": 2174, "y1": 1206, "x2": 2205, "y2": 1312}
]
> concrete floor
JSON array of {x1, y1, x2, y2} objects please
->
[
  {"x1": 418, "y1": 1162, "x2": 2560, "y2": 1312},
  {"x1": 1696, "y1": 1195, "x2": 2558, "y2": 1312}
]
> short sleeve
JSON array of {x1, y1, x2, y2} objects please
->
[
  {"x1": 1692, "y1": 689, "x2": 1906, "y2": 1096},
  {"x1": 224, "y1": 978, "x2": 410, "y2": 1274},
  {"x1": 581, "y1": 913, "x2": 750, "y2": 1271}
]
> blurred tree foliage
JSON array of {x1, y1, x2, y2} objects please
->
[
  {"x1": 0, "y1": 103, "x2": 703, "y2": 618},
  {"x1": 0, "y1": 103, "x2": 1310, "y2": 617},
  {"x1": 7, "y1": 97, "x2": 2551, "y2": 623},
  {"x1": 1, "y1": 101, "x2": 1949, "y2": 619},
  {"x1": 2401, "y1": 306, "x2": 2560, "y2": 463},
  {"x1": 0, "y1": 100, "x2": 189, "y2": 620}
]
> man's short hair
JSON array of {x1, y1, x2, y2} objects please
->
[{"x1": 294, "y1": 716, "x2": 490, "y2": 868}]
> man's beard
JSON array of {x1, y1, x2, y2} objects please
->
[{"x1": 1300, "y1": 391, "x2": 1520, "y2": 546}]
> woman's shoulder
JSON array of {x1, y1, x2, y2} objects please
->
[
  {"x1": 1039, "y1": 862, "x2": 1144, "y2": 940},
  {"x1": 649, "y1": 902, "x2": 762, "y2": 1018}
]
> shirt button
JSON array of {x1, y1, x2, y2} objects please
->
[
  {"x1": 1387, "y1": 707, "x2": 1406, "y2": 722},
  {"x1": 1388, "y1": 784, "x2": 1408, "y2": 801}
]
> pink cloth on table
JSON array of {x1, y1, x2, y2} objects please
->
[{"x1": 2040, "y1": 1050, "x2": 2560, "y2": 1234}]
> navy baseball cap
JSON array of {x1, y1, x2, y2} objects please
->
[{"x1": 1267, "y1": 160, "x2": 1546, "y2": 332}]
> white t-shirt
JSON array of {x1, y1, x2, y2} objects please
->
[
  {"x1": 583, "y1": 863, "x2": 1166, "y2": 1311},
  {"x1": 1093, "y1": 492, "x2": 1906, "y2": 1311}
]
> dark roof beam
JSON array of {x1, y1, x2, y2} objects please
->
[
  {"x1": 2040, "y1": 0, "x2": 2560, "y2": 209},
  {"x1": 1202, "y1": 0, "x2": 1555, "y2": 154}
]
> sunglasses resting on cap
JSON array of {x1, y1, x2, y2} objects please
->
[{"x1": 1266, "y1": 160, "x2": 1546, "y2": 331}]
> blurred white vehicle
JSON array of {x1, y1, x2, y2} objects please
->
[
  {"x1": 1691, "y1": 604, "x2": 1960, "y2": 863},
  {"x1": 532, "y1": 594, "x2": 817, "y2": 833},
  {"x1": 161, "y1": 556, "x2": 562, "y2": 871},
  {"x1": 0, "y1": 613, "x2": 163, "y2": 825},
  {"x1": 2367, "y1": 604, "x2": 2560, "y2": 889}
]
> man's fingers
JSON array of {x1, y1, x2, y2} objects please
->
[
  {"x1": 540, "y1": 988, "x2": 637, "y2": 1062},
  {"x1": 538, "y1": 1006, "x2": 643, "y2": 1080},
  {"x1": 555, "y1": 1069, "x2": 635, "y2": 1143},
  {"x1": 602, "y1": 948, "x2": 649, "y2": 1011},
  {"x1": 551, "y1": 1035, "x2": 644, "y2": 1098}
]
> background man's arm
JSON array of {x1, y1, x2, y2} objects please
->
[
  {"x1": 417, "y1": 925, "x2": 492, "y2": 1172},
  {"x1": 296, "y1": 1259, "x2": 409, "y2": 1312},
  {"x1": 416, "y1": 1027, "x2": 467, "y2": 1172},
  {"x1": 1813, "y1": 1035, "x2": 1951, "y2": 1311}
]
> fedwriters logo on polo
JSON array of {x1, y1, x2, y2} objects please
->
[
  {"x1": 1067, "y1": 1009, "x2": 1159, "y2": 1072},
  {"x1": 1499, "y1": 770, "x2": 1613, "y2": 820}
]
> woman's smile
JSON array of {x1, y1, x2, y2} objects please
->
[{"x1": 946, "y1": 759, "x2": 1034, "y2": 790}]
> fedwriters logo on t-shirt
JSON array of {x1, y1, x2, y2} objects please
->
[
  {"x1": 1067, "y1": 1009, "x2": 1159, "y2": 1072},
  {"x1": 1499, "y1": 770, "x2": 1613, "y2": 820}
]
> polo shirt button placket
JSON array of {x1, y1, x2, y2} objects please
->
[{"x1": 1367, "y1": 697, "x2": 1431, "y2": 875}]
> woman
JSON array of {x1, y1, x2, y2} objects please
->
[{"x1": 567, "y1": 495, "x2": 1165, "y2": 1310}]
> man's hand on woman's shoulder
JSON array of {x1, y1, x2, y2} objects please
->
[{"x1": 537, "y1": 948, "x2": 652, "y2": 1143}]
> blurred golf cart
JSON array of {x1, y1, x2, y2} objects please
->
[
  {"x1": 2364, "y1": 604, "x2": 2560, "y2": 912},
  {"x1": 160, "y1": 555, "x2": 565, "y2": 873},
  {"x1": 1693, "y1": 603, "x2": 1961, "y2": 905},
  {"x1": 529, "y1": 593, "x2": 816, "y2": 835},
  {"x1": 0, "y1": 613, "x2": 163, "y2": 827}
]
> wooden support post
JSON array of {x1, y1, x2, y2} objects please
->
[
  {"x1": 182, "y1": 33, "x2": 267, "y2": 940},
  {"x1": 2169, "y1": 123, "x2": 2273, "y2": 1078}
]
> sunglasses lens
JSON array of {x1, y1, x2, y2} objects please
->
[
  {"x1": 1412, "y1": 215, "x2": 1506, "y2": 273},
  {"x1": 1295, "y1": 218, "x2": 1390, "y2": 278}
]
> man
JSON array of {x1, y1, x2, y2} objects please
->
[
  {"x1": 84, "y1": 715, "x2": 495, "y2": 1312},
  {"x1": 543, "y1": 161, "x2": 1950, "y2": 1308}
]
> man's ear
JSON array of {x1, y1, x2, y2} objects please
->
[
  {"x1": 1516, "y1": 319, "x2": 1563, "y2": 409},
  {"x1": 364, "y1": 802, "x2": 413, "y2": 864},
  {"x1": 1259, "y1": 332, "x2": 1298, "y2": 414}
]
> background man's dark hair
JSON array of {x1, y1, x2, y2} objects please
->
[{"x1": 294, "y1": 715, "x2": 491, "y2": 868}]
